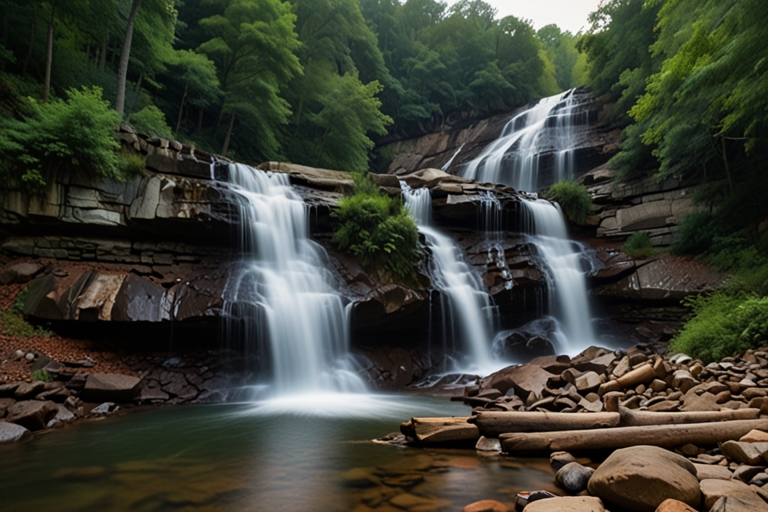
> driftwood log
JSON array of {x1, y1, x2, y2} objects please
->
[
  {"x1": 618, "y1": 407, "x2": 760, "y2": 426},
  {"x1": 472, "y1": 411, "x2": 620, "y2": 437},
  {"x1": 400, "y1": 417, "x2": 480, "y2": 444},
  {"x1": 500, "y1": 419, "x2": 768, "y2": 453}
]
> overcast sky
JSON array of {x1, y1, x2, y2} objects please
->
[{"x1": 444, "y1": 0, "x2": 603, "y2": 34}]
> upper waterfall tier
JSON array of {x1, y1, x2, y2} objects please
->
[{"x1": 460, "y1": 89, "x2": 589, "y2": 192}]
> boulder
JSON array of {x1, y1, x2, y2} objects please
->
[
  {"x1": 480, "y1": 364, "x2": 554, "y2": 401},
  {"x1": 523, "y1": 496, "x2": 605, "y2": 511},
  {"x1": 699, "y1": 479, "x2": 767, "y2": 511},
  {"x1": 555, "y1": 462, "x2": 594, "y2": 494},
  {"x1": 654, "y1": 499, "x2": 698, "y2": 512},
  {"x1": 47, "y1": 404, "x2": 76, "y2": 427},
  {"x1": 0, "y1": 421, "x2": 32, "y2": 443},
  {"x1": 0, "y1": 262, "x2": 44, "y2": 284},
  {"x1": 587, "y1": 445, "x2": 700, "y2": 512},
  {"x1": 14, "y1": 381, "x2": 45, "y2": 399},
  {"x1": 710, "y1": 494, "x2": 768, "y2": 512},
  {"x1": 693, "y1": 464, "x2": 732, "y2": 481},
  {"x1": 6, "y1": 400, "x2": 59, "y2": 431},
  {"x1": 719, "y1": 441, "x2": 768, "y2": 465},
  {"x1": 81, "y1": 374, "x2": 141, "y2": 403},
  {"x1": 462, "y1": 500, "x2": 508, "y2": 512}
]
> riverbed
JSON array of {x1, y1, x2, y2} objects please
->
[{"x1": 0, "y1": 394, "x2": 556, "y2": 511}]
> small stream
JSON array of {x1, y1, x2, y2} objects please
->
[{"x1": 0, "y1": 395, "x2": 556, "y2": 511}]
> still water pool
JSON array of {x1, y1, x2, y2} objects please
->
[{"x1": 0, "y1": 394, "x2": 555, "y2": 511}]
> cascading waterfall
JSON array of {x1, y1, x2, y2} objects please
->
[
  {"x1": 458, "y1": 90, "x2": 596, "y2": 354},
  {"x1": 460, "y1": 89, "x2": 586, "y2": 191},
  {"x1": 221, "y1": 163, "x2": 366, "y2": 397},
  {"x1": 521, "y1": 199, "x2": 595, "y2": 355},
  {"x1": 401, "y1": 182, "x2": 497, "y2": 371}
]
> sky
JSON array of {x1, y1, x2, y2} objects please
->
[{"x1": 444, "y1": 0, "x2": 603, "y2": 35}]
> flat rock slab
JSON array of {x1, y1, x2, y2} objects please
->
[
  {"x1": 587, "y1": 445, "x2": 700, "y2": 512},
  {"x1": 740, "y1": 429, "x2": 768, "y2": 443},
  {"x1": 693, "y1": 463, "x2": 732, "y2": 481},
  {"x1": 719, "y1": 441, "x2": 768, "y2": 465},
  {"x1": 0, "y1": 421, "x2": 32, "y2": 443},
  {"x1": 523, "y1": 496, "x2": 605, "y2": 511},
  {"x1": 81, "y1": 374, "x2": 141, "y2": 403},
  {"x1": 699, "y1": 479, "x2": 766, "y2": 510},
  {"x1": 6, "y1": 400, "x2": 58, "y2": 431}
]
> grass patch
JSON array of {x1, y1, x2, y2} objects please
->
[
  {"x1": 545, "y1": 180, "x2": 592, "y2": 224},
  {"x1": 31, "y1": 369, "x2": 53, "y2": 382},
  {"x1": 0, "y1": 310, "x2": 51, "y2": 338},
  {"x1": 621, "y1": 232, "x2": 662, "y2": 259}
]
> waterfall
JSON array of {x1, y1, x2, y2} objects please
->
[
  {"x1": 460, "y1": 89, "x2": 586, "y2": 191},
  {"x1": 401, "y1": 182, "x2": 497, "y2": 371},
  {"x1": 221, "y1": 163, "x2": 366, "y2": 396},
  {"x1": 441, "y1": 143, "x2": 465, "y2": 171},
  {"x1": 521, "y1": 198, "x2": 595, "y2": 355}
]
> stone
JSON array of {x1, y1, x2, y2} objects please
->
[
  {"x1": 6, "y1": 400, "x2": 59, "y2": 431},
  {"x1": 730, "y1": 465, "x2": 765, "y2": 483},
  {"x1": 587, "y1": 445, "x2": 700, "y2": 511},
  {"x1": 555, "y1": 462, "x2": 595, "y2": 494},
  {"x1": 699, "y1": 479, "x2": 766, "y2": 510},
  {"x1": 90, "y1": 402, "x2": 117, "y2": 414},
  {"x1": 475, "y1": 436, "x2": 501, "y2": 452},
  {"x1": 81, "y1": 374, "x2": 141, "y2": 403},
  {"x1": 575, "y1": 372, "x2": 602, "y2": 393},
  {"x1": 462, "y1": 500, "x2": 508, "y2": 512},
  {"x1": 523, "y1": 496, "x2": 605, "y2": 511},
  {"x1": 693, "y1": 464, "x2": 732, "y2": 481},
  {"x1": 654, "y1": 499, "x2": 698, "y2": 512},
  {"x1": 46, "y1": 404, "x2": 76, "y2": 427},
  {"x1": 480, "y1": 364, "x2": 554, "y2": 401},
  {"x1": 0, "y1": 421, "x2": 32, "y2": 443},
  {"x1": 0, "y1": 262, "x2": 43, "y2": 284},
  {"x1": 710, "y1": 494, "x2": 768, "y2": 511},
  {"x1": 719, "y1": 441, "x2": 768, "y2": 465},
  {"x1": 550, "y1": 451, "x2": 578, "y2": 472},
  {"x1": 14, "y1": 381, "x2": 45, "y2": 399},
  {"x1": 672, "y1": 370, "x2": 696, "y2": 393},
  {"x1": 739, "y1": 429, "x2": 768, "y2": 443}
]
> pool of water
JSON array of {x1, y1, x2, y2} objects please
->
[{"x1": 0, "y1": 394, "x2": 556, "y2": 511}]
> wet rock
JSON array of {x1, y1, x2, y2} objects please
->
[
  {"x1": 81, "y1": 374, "x2": 141, "y2": 403},
  {"x1": 475, "y1": 436, "x2": 501, "y2": 453},
  {"x1": 523, "y1": 496, "x2": 605, "y2": 511},
  {"x1": 480, "y1": 364, "x2": 554, "y2": 401},
  {"x1": 47, "y1": 404, "x2": 76, "y2": 427},
  {"x1": 14, "y1": 381, "x2": 45, "y2": 400},
  {"x1": 587, "y1": 445, "x2": 700, "y2": 512},
  {"x1": 90, "y1": 402, "x2": 117, "y2": 414},
  {"x1": 6, "y1": 400, "x2": 59, "y2": 431},
  {"x1": 550, "y1": 451, "x2": 578, "y2": 473},
  {"x1": 555, "y1": 462, "x2": 594, "y2": 494},
  {"x1": 0, "y1": 421, "x2": 32, "y2": 443}
]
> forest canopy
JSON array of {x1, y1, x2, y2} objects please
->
[{"x1": 0, "y1": 0, "x2": 585, "y2": 176}]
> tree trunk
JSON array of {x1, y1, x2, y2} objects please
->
[
  {"x1": 174, "y1": 84, "x2": 188, "y2": 139},
  {"x1": 43, "y1": 2, "x2": 56, "y2": 102},
  {"x1": 499, "y1": 419, "x2": 768, "y2": 453},
  {"x1": 619, "y1": 407, "x2": 759, "y2": 427},
  {"x1": 127, "y1": 72, "x2": 143, "y2": 116},
  {"x1": 400, "y1": 417, "x2": 480, "y2": 445},
  {"x1": 221, "y1": 111, "x2": 235, "y2": 157},
  {"x1": 22, "y1": 13, "x2": 36, "y2": 76},
  {"x1": 721, "y1": 136, "x2": 734, "y2": 196},
  {"x1": 473, "y1": 411, "x2": 620, "y2": 437},
  {"x1": 115, "y1": 0, "x2": 141, "y2": 117},
  {"x1": 99, "y1": 37, "x2": 107, "y2": 71},
  {"x1": 197, "y1": 107, "x2": 203, "y2": 134}
]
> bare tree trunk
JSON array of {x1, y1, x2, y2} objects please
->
[
  {"x1": 43, "y1": 1, "x2": 56, "y2": 102},
  {"x1": 221, "y1": 111, "x2": 235, "y2": 157},
  {"x1": 115, "y1": 0, "x2": 141, "y2": 117},
  {"x1": 22, "y1": 14, "x2": 36, "y2": 76},
  {"x1": 721, "y1": 136, "x2": 734, "y2": 196},
  {"x1": 174, "y1": 84, "x2": 188, "y2": 139},
  {"x1": 99, "y1": 38, "x2": 107, "y2": 70}
]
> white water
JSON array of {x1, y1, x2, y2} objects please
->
[
  {"x1": 460, "y1": 89, "x2": 584, "y2": 191},
  {"x1": 222, "y1": 163, "x2": 367, "y2": 398},
  {"x1": 401, "y1": 182, "x2": 500, "y2": 373},
  {"x1": 441, "y1": 143, "x2": 465, "y2": 171},
  {"x1": 521, "y1": 198, "x2": 595, "y2": 355}
]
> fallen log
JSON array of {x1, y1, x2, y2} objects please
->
[
  {"x1": 400, "y1": 417, "x2": 480, "y2": 444},
  {"x1": 500, "y1": 419, "x2": 768, "y2": 453},
  {"x1": 472, "y1": 411, "x2": 620, "y2": 437},
  {"x1": 619, "y1": 407, "x2": 760, "y2": 426}
]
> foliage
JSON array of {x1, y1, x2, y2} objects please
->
[
  {"x1": 332, "y1": 173, "x2": 419, "y2": 280},
  {"x1": 31, "y1": 369, "x2": 53, "y2": 382},
  {"x1": 117, "y1": 150, "x2": 146, "y2": 178},
  {"x1": 128, "y1": 105, "x2": 173, "y2": 138},
  {"x1": 669, "y1": 293, "x2": 768, "y2": 363},
  {"x1": 537, "y1": 24, "x2": 585, "y2": 90},
  {"x1": 12, "y1": 287, "x2": 29, "y2": 315},
  {"x1": 621, "y1": 232, "x2": 656, "y2": 259},
  {"x1": 0, "y1": 310, "x2": 51, "y2": 338},
  {"x1": 0, "y1": 85, "x2": 121, "y2": 197},
  {"x1": 545, "y1": 180, "x2": 592, "y2": 225}
]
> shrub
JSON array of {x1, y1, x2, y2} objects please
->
[
  {"x1": 545, "y1": 180, "x2": 592, "y2": 224},
  {"x1": 622, "y1": 232, "x2": 655, "y2": 259},
  {"x1": 0, "y1": 86, "x2": 122, "y2": 197},
  {"x1": 117, "y1": 150, "x2": 146, "y2": 178},
  {"x1": 332, "y1": 172, "x2": 420, "y2": 280},
  {"x1": 31, "y1": 370, "x2": 52, "y2": 382},
  {"x1": 0, "y1": 310, "x2": 50, "y2": 338},
  {"x1": 672, "y1": 210, "x2": 714, "y2": 255},
  {"x1": 668, "y1": 292, "x2": 768, "y2": 363},
  {"x1": 128, "y1": 105, "x2": 173, "y2": 138}
]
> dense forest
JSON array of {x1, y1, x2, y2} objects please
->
[{"x1": 0, "y1": 0, "x2": 583, "y2": 178}]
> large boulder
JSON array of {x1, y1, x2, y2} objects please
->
[
  {"x1": 0, "y1": 421, "x2": 32, "y2": 443},
  {"x1": 523, "y1": 496, "x2": 605, "y2": 511},
  {"x1": 480, "y1": 363, "x2": 554, "y2": 401},
  {"x1": 587, "y1": 445, "x2": 700, "y2": 511},
  {"x1": 0, "y1": 262, "x2": 44, "y2": 284},
  {"x1": 6, "y1": 400, "x2": 59, "y2": 431},
  {"x1": 81, "y1": 374, "x2": 141, "y2": 403}
]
